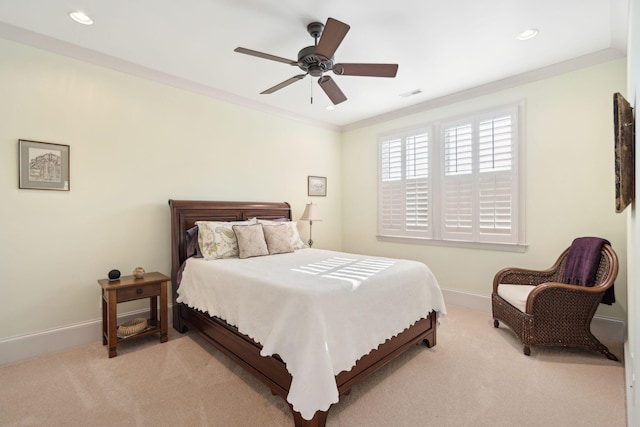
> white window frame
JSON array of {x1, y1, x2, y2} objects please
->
[{"x1": 377, "y1": 101, "x2": 526, "y2": 252}]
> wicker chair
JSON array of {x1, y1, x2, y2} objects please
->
[{"x1": 492, "y1": 243, "x2": 619, "y2": 360}]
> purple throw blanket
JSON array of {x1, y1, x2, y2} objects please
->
[{"x1": 562, "y1": 237, "x2": 615, "y2": 305}]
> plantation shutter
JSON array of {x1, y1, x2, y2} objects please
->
[
  {"x1": 441, "y1": 109, "x2": 518, "y2": 243},
  {"x1": 380, "y1": 138, "x2": 403, "y2": 233},
  {"x1": 405, "y1": 133, "x2": 430, "y2": 231},
  {"x1": 378, "y1": 129, "x2": 432, "y2": 238},
  {"x1": 477, "y1": 114, "x2": 517, "y2": 243},
  {"x1": 442, "y1": 123, "x2": 474, "y2": 240}
]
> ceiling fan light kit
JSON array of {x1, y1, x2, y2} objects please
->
[{"x1": 234, "y1": 17, "x2": 398, "y2": 105}]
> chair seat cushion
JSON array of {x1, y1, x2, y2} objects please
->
[{"x1": 497, "y1": 284, "x2": 537, "y2": 312}]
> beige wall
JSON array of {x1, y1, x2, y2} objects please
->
[
  {"x1": 0, "y1": 35, "x2": 629, "y2": 344},
  {"x1": 341, "y1": 59, "x2": 628, "y2": 320},
  {"x1": 0, "y1": 38, "x2": 342, "y2": 339}
]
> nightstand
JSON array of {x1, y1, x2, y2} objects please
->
[{"x1": 98, "y1": 272, "x2": 169, "y2": 358}]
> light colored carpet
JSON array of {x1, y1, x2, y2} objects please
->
[{"x1": 0, "y1": 305, "x2": 625, "y2": 426}]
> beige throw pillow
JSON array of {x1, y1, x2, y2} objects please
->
[
  {"x1": 232, "y1": 224, "x2": 269, "y2": 259},
  {"x1": 257, "y1": 220, "x2": 307, "y2": 250},
  {"x1": 263, "y1": 224, "x2": 295, "y2": 255}
]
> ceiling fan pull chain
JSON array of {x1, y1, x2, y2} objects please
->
[{"x1": 310, "y1": 76, "x2": 314, "y2": 104}]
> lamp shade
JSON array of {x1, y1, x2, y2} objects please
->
[{"x1": 300, "y1": 203, "x2": 322, "y2": 222}]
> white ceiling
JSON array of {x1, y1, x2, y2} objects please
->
[{"x1": 0, "y1": 0, "x2": 629, "y2": 129}]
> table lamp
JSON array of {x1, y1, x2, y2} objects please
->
[{"x1": 300, "y1": 202, "x2": 322, "y2": 247}]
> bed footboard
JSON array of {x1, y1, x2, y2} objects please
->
[{"x1": 178, "y1": 303, "x2": 437, "y2": 426}]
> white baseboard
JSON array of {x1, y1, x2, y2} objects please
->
[
  {"x1": 625, "y1": 340, "x2": 634, "y2": 427},
  {"x1": 0, "y1": 290, "x2": 626, "y2": 367},
  {"x1": 440, "y1": 287, "x2": 626, "y2": 344},
  {"x1": 441, "y1": 287, "x2": 492, "y2": 313},
  {"x1": 0, "y1": 306, "x2": 173, "y2": 366}
]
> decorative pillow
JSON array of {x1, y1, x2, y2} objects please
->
[
  {"x1": 258, "y1": 220, "x2": 307, "y2": 250},
  {"x1": 196, "y1": 219, "x2": 257, "y2": 260},
  {"x1": 186, "y1": 226, "x2": 203, "y2": 258},
  {"x1": 262, "y1": 224, "x2": 295, "y2": 255},
  {"x1": 232, "y1": 224, "x2": 269, "y2": 259}
]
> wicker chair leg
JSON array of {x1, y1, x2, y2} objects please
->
[
  {"x1": 595, "y1": 340, "x2": 620, "y2": 362},
  {"x1": 523, "y1": 346, "x2": 531, "y2": 356},
  {"x1": 604, "y1": 351, "x2": 620, "y2": 362},
  {"x1": 493, "y1": 319, "x2": 499, "y2": 328},
  {"x1": 587, "y1": 331, "x2": 620, "y2": 361}
]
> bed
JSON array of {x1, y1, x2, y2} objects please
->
[{"x1": 169, "y1": 199, "x2": 445, "y2": 426}]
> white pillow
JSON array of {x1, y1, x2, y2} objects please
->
[
  {"x1": 258, "y1": 219, "x2": 306, "y2": 250},
  {"x1": 196, "y1": 219, "x2": 257, "y2": 260},
  {"x1": 233, "y1": 224, "x2": 269, "y2": 259}
]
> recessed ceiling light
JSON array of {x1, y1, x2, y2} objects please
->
[
  {"x1": 325, "y1": 105, "x2": 336, "y2": 111},
  {"x1": 69, "y1": 11, "x2": 94, "y2": 25},
  {"x1": 516, "y1": 28, "x2": 538, "y2": 41},
  {"x1": 399, "y1": 89, "x2": 422, "y2": 98}
]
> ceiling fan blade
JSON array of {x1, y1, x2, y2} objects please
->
[
  {"x1": 333, "y1": 63, "x2": 399, "y2": 78},
  {"x1": 318, "y1": 76, "x2": 347, "y2": 105},
  {"x1": 261, "y1": 74, "x2": 307, "y2": 94},
  {"x1": 315, "y1": 18, "x2": 350, "y2": 60},
  {"x1": 234, "y1": 47, "x2": 298, "y2": 66}
]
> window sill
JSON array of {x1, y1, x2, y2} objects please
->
[{"x1": 376, "y1": 235, "x2": 528, "y2": 253}]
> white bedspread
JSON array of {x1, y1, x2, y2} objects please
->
[{"x1": 176, "y1": 248, "x2": 446, "y2": 420}]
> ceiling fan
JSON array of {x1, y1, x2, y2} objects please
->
[{"x1": 234, "y1": 17, "x2": 398, "y2": 105}]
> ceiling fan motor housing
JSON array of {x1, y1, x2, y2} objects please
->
[
  {"x1": 298, "y1": 21, "x2": 333, "y2": 77},
  {"x1": 297, "y1": 46, "x2": 334, "y2": 77}
]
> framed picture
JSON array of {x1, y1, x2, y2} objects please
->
[
  {"x1": 308, "y1": 176, "x2": 327, "y2": 196},
  {"x1": 613, "y1": 93, "x2": 635, "y2": 213},
  {"x1": 19, "y1": 140, "x2": 70, "y2": 191}
]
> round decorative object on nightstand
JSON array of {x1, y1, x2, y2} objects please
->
[
  {"x1": 133, "y1": 267, "x2": 145, "y2": 279},
  {"x1": 108, "y1": 269, "x2": 121, "y2": 281}
]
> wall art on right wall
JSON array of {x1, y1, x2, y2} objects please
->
[{"x1": 613, "y1": 92, "x2": 635, "y2": 213}]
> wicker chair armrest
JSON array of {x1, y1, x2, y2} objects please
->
[
  {"x1": 493, "y1": 247, "x2": 571, "y2": 293},
  {"x1": 493, "y1": 267, "x2": 559, "y2": 293},
  {"x1": 525, "y1": 281, "x2": 605, "y2": 314}
]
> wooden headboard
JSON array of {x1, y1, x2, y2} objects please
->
[{"x1": 168, "y1": 200, "x2": 292, "y2": 326}]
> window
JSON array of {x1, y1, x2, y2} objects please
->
[{"x1": 378, "y1": 104, "x2": 523, "y2": 248}]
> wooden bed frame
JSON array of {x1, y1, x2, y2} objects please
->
[{"x1": 169, "y1": 199, "x2": 438, "y2": 427}]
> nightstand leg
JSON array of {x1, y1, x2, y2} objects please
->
[
  {"x1": 107, "y1": 289, "x2": 118, "y2": 358},
  {"x1": 160, "y1": 281, "x2": 168, "y2": 343},
  {"x1": 101, "y1": 293, "x2": 107, "y2": 345},
  {"x1": 150, "y1": 296, "x2": 158, "y2": 327}
]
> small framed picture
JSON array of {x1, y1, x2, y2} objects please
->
[
  {"x1": 19, "y1": 140, "x2": 70, "y2": 191},
  {"x1": 308, "y1": 176, "x2": 327, "y2": 197}
]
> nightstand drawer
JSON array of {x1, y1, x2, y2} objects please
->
[{"x1": 116, "y1": 283, "x2": 160, "y2": 302}]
